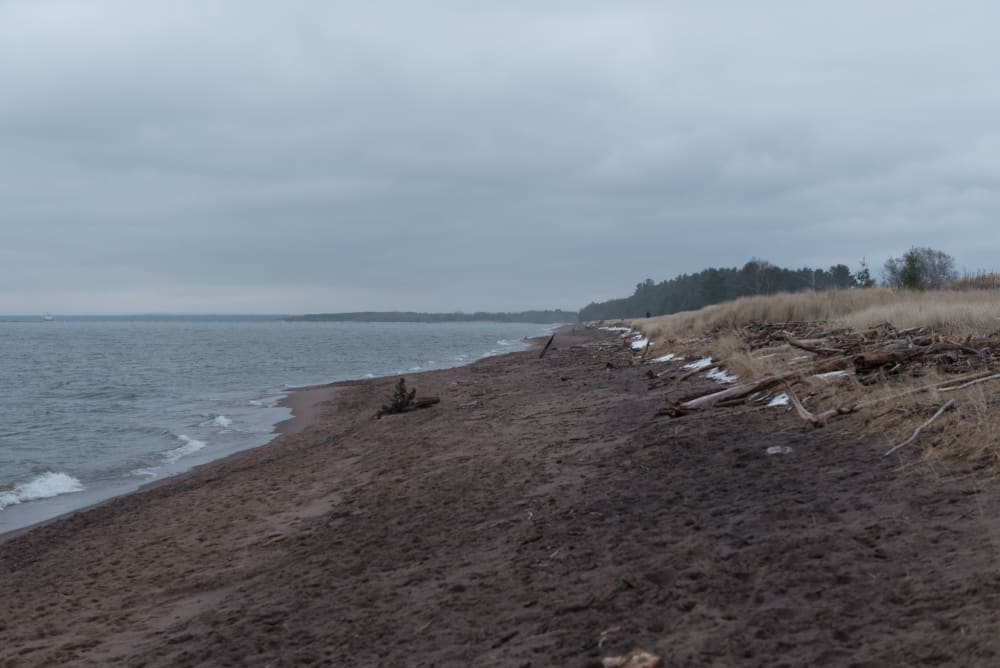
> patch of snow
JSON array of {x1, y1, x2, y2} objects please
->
[
  {"x1": 815, "y1": 370, "x2": 849, "y2": 379},
  {"x1": 767, "y1": 394, "x2": 790, "y2": 407},
  {"x1": 705, "y1": 368, "x2": 738, "y2": 384},
  {"x1": 599, "y1": 326, "x2": 632, "y2": 333},
  {"x1": 682, "y1": 357, "x2": 714, "y2": 371},
  {"x1": 630, "y1": 338, "x2": 650, "y2": 350},
  {"x1": 649, "y1": 353, "x2": 680, "y2": 363},
  {"x1": 767, "y1": 446, "x2": 793, "y2": 455}
]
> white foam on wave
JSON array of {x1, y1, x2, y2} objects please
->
[
  {"x1": 599, "y1": 326, "x2": 632, "y2": 333},
  {"x1": 163, "y1": 435, "x2": 206, "y2": 464},
  {"x1": 0, "y1": 472, "x2": 85, "y2": 510},
  {"x1": 213, "y1": 415, "x2": 233, "y2": 428},
  {"x1": 249, "y1": 394, "x2": 284, "y2": 408}
]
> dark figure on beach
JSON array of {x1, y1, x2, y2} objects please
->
[{"x1": 646, "y1": 311, "x2": 651, "y2": 318}]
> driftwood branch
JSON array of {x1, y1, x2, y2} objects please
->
[
  {"x1": 783, "y1": 384, "x2": 859, "y2": 428},
  {"x1": 675, "y1": 364, "x2": 996, "y2": 419},
  {"x1": 864, "y1": 370, "x2": 1000, "y2": 405},
  {"x1": 852, "y1": 348, "x2": 924, "y2": 372},
  {"x1": 782, "y1": 334, "x2": 823, "y2": 353},
  {"x1": 884, "y1": 400, "x2": 956, "y2": 457},
  {"x1": 782, "y1": 333, "x2": 845, "y2": 356},
  {"x1": 375, "y1": 396, "x2": 441, "y2": 419},
  {"x1": 678, "y1": 362, "x2": 722, "y2": 383},
  {"x1": 679, "y1": 375, "x2": 788, "y2": 410},
  {"x1": 939, "y1": 373, "x2": 1000, "y2": 392},
  {"x1": 676, "y1": 357, "x2": 854, "y2": 412},
  {"x1": 539, "y1": 335, "x2": 555, "y2": 359},
  {"x1": 784, "y1": 386, "x2": 825, "y2": 427},
  {"x1": 412, "y1": 397, "x2": 441, "y2": 409},
  {"x1": 942, "y1": 339, "x2": 982, "y2": 356}
]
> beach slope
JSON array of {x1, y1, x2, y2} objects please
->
[{"x1": 2, "y1": 328, "x2": 1000, "y2": 665}]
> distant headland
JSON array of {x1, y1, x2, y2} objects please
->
[{"x1": 284, "y1": 310, "x2": 578, "y2": 324}]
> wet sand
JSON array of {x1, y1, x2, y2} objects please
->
[{"x1": 3, "y1": 328, "x2": 1000, "y2": 666}]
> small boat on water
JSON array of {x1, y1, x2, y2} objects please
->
[{"x1": 42, "y1": 313, "x2": 54, "y2": 321}]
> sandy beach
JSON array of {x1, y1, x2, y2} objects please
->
[{"x1": 3, "y1": 327, "x2": 1000, "y2": 666}]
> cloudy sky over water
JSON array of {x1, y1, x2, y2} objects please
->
[{"x1": 3, "y1": 1, "x2": 1000, "y2": 313}]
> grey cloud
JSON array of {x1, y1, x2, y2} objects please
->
[{"x1": 3, "y1": 1, "x2": 1000, "y2": 313}]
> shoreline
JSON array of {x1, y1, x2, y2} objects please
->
[
  {"x1": 273, "y1": 330, "x2": 556, "y2": 435},
  {"x1": 0, "y1": 330, "x2": 554, "y2": 541},
  {"x1": 4, "y1": 326, "x2": 1000, "y2": 665}
]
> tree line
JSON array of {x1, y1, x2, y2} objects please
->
[
  {"x1": 579, "y1": 247, "x2": 961, "y2": 321},
  {"x1": 286, "y1": 310, "x2": 578, "y2": 324}
]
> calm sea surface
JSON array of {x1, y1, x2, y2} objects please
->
[{"x1": 0, "y1": 318, "x2": 554, "y2": 533}]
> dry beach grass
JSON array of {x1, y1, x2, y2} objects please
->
[
  {"x1": 633, "y1": 287, "x2": 1000, "y2": 341},
  {"x1": 624, "y1": 287, "x2": 1000, "y2": 464}
]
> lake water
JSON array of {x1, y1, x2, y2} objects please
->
[{"x1": 0, "y1": 318, "x2": 554, "y2": 533}]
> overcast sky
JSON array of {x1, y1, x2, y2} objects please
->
[{"x1": 3, "y1": 1, "x2": 1000, "y2": 314}]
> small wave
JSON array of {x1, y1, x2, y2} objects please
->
[
  {"x1": 0, "y1": 472, "x2": 85, "y2": 510},
  {"x1": 249, "y1": 394, "x2": 284, "y2": 408},
  {"x1": 497, "y1": 339, "x2": 518, "y2": 347},
  {"x1": 163, "y1": 435, "x2": 206, "y2": 464},
  {"x1": 213, "y1": 415, "x2": 233, "y2": 429}
]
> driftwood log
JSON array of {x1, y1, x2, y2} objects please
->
[
  {"x1": 783, "y1": 385, "x2": 858, "y2": 428},
  {"x1": 652, "y1": 318, "x2": 1000, "y2": 429},
  {"x1": 375, "y1": 397, "x2": 440, "y2": 419}
]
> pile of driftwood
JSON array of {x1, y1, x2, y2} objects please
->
[
  {"x1": 743, "y1": 320, "x2": 997, "y2": 378},
  {"x1": 653, "y1": 321, "x2": 1000, "y2": 454}
]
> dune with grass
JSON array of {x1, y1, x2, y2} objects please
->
[{"x1": 623, "y1": 287, "x2": 1000, "y2": 464}]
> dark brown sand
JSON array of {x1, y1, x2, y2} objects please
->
[{"x1": 3, "y1": 328, "x2": 1000, "y2": 666}]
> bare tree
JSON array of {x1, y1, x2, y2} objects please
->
[
  {"x1": 740, "y1": 258, "x2": 777, "y2": 295},
  {"x1": 883, "y1": 247, "x2": 957, "y2": 290}
]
